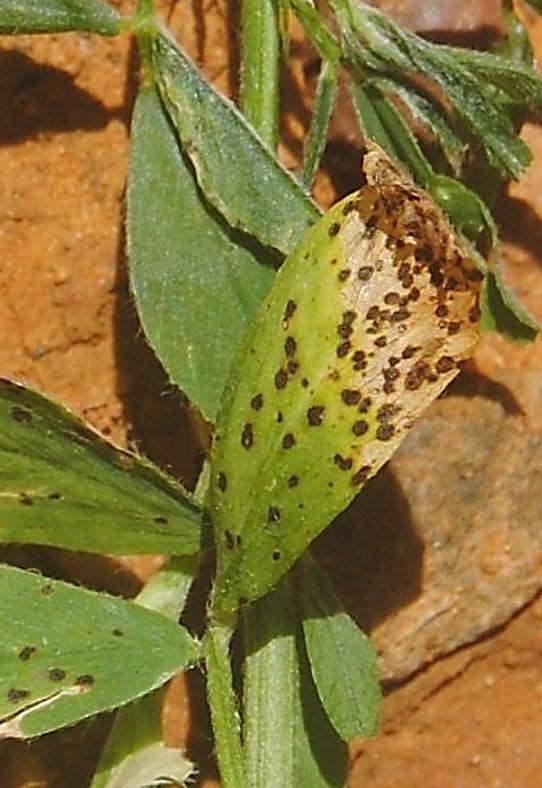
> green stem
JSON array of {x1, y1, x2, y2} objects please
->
[
  {"x1": 203, "y1": 620, "x2": 245, "y2": 788},
  {"x1": 129, "y1": 0, "x2": 158, "y2": 83},
  {"x1": 240, "y1": 0, "x2": 280, "y2": 148}
]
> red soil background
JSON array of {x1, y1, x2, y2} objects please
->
[{"x1": 1, "y1": 1, "x2": 542, "y2": 785}]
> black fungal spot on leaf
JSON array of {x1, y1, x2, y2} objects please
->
[
  {"x1": 328, "y1": 221, "x2": 340, "y2": 236},
  {"x1": 19, "y1": 494, "x2": 33, "y2": 506},
  {"x1": 284, "y1": 337, "x2": 297, "y2": 357},
  {"x1": 218, "y1": 472, "x2": 227, "y2": 492},
  {"x1": 282, "y1": 299, "x2": 297, "y2": 326},
  {"x1": 336, "y1": 341, "x2": 351, "y2": 358},
  {"x1": 338, "y1": 269, "x2": 351, "y2": 282},
  {"x1": 307, "y1": 406, "x2": 325, "y2": 426},
  {"x1": 333, "y1": 453, "x2": 352, "y2": 471},
  {"x1": 358, "y1": 396, "x2": 372, "y2": 413},
  {"x1": 301, "y1": 378, "x2": 309, "y2": 388},
  {"x1": 282, "y1": 433, "x2": 296, "y2": 449},
  {"x1": 272, "y1": 550, "x2": 281, "y2": 561},
  {"x1": 376, "y1": 424, "x2": 395, "y2": 441},
  {"x1": 154, "y1": 516, "x2": 168, "y2": 525},
  {"x1": 274, "y1": 369, "x2": 288, "y2": 389},
  {"x1": 112, "y1": 628, "x2": 124, "y2": 637},
  {"x1": 287, "y1": 475, "x2": 299, "y2": 488},
  {"x1": 358, "y1": 266, "x2": 374, "y2": 282},
  {"x1": 41, "y1": 584, "x2": 53, "y2": 596},
  {"x1": 390, "y1": 308, "x2": 410, "y2": 322},
  {"x1": 11, "y1": 406, "x2": 32, "y2": 424},
  {"x1": 402, "y1": 345, "x2": 419, "y2": 360},
  {"x1": 341, "y1": 389, "x2": 361, "y2": 406},
  {"x1": 18, "y1": 646, "x2": 36, "y2": 661},
  {"x1": 436, "y1": 356, "x2": 455, "y2": 373},
  {"x1": 75, "y1": 674, "x2": 94, "y2": 687},
  {"x1": 48, "y1": 668, "x2": 66, "y2": 682},
  {"x1": 352, "y1": 420, "x2": 369, "y2": 436},
  {"x1": 377, "y1": 404, "x2": 398, "y2": 422},
  {"x1": 286, "y1": 360, "x2": 299, "y2": 375},
  {"x1": 48, "y1": 492, "x2": 62, "y2": 500},
  {"x1": 351, "y1": 465, "x2": 371, "y2": 485},
  {"x1": 267, "y1": 506, "x2": 281, "y2": 523},
  {"x1": 7, "y1": 688, "x2": 30, "y2": 703},
  {"x1": 250, "y1": 393, "x2": 264, "y2": 411},
  {"x1": 241, "y1": 423, "x2": 254, "y2": 449}
]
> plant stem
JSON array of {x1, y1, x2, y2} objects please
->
[
  {"x1": 240, "y1": 0, "x2": 280, "y2": 148},
  {"x1": 203, "y1": 620, "x2": 245, "y2": 788}
]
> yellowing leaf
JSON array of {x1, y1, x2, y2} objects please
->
[{"x1": 210, "y1": 145, "x2": 481, "y2": 616}]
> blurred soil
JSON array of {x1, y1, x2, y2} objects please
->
[{"x1": 1, "y1": 0, "x2": 542, "y2": 786}]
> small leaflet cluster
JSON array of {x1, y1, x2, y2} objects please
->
[{"x1": 212, "y1": 145, "x2": 482, "y2": 613}]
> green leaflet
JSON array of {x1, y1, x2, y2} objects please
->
[
  {"x1": 299, "y1": 557, "x2": 380, "y2": 740},
  {"x1": 127, "y1": 85, "x2": 273, "y2": 422},
  {"x1": 295, "y1": 631, "x2": 347, "y2": 788},
  {"x1": 0, "y1": 565, "x2": 199, "y2": 738},
  {"x1": 0, "y1": 378, "x2": 202, "y2": 555},
  {"x1": 481, "y1": 272, "x2": 539, "y2": 343},
  {"x1": 0, "y1": 0, "x2": 120, "y2": 34},
  {"x1": 211, "y1": 145, "x2": 481, "y2": 616},
  {"x1": 152, "y1": 32, "x2": 319, "y2": 258},
  {"x1": 339, "y1": 1, "x2": 537, "y2": 178},
  {"x1": 301, "y1": 59, "x2": 338, "y2": 190}
]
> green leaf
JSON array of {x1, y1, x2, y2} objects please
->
[
  {"x1": 243, "y1": 577, "x2": 298, "y2": 788},
  {"x1": 152, "y1": 32, "x2": 319, "y2": 257},
  {"x1": 340, "y1": 1, "x2": 535, "y2": 178},
  {"x1": 0, "y1": 0, "x2": 120, "y2": 34},
  {"x1": 0, "y1": 378, "x2": 203, "y2": 555},
  {"x1": 211, "y1": 146, "x2": 481, "y2": 615},
  {"x1": 127, "y1": 85, "x2": 274, "y2": 422},
  {"x1": 481, "y1": 272, "x2": 539, "y2": 342},
  {"x1": 349, "y1": 81, "x2": 398, "y2": 162},
  {"x1": 299, "y1": 557, "x2": 380, "y2": 740},
  {"x1": 301, "y1": 59, "x2": 338, "y2": 190},
  {"x1": 295, "y1": 631, "x2": 347, "y2": 788},
  {"x1": 0, "y1": 565, "x2": 199, "y2": 738},
  {"x1": 352, "y1": 83, "x2": 496, "y2": 244},
  {"x1": 368, "y1": 76, "x2": 466, "y2": 175}
]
